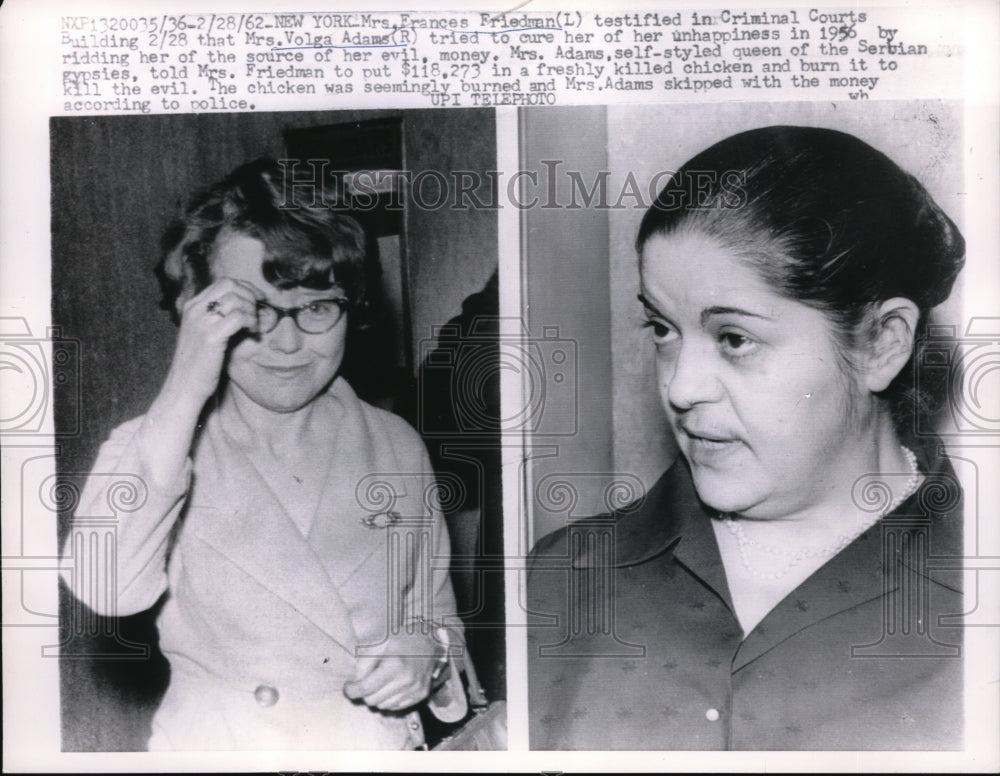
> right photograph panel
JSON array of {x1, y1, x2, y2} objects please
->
[{"x1": 522, "y1": 101, "x2": 968, "y2": 751}]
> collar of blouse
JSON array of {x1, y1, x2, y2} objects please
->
[{"x1": 569, "y1": 437, "x2": 963, "y2": 585}]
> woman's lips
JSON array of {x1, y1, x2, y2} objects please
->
[
  {"x1": 258, "y1": 363, "x2": 309, "y2": 378},
  {"x1": 679, "y1": 427, "x2": 742, "y2": 463}
]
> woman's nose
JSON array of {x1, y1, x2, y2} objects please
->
[
  {"x1": 266, "y1": 315, "x2": 303, "y2": 353},
  {"x1": 664, "y1": 344, "x2": 720, "y2": 410}
]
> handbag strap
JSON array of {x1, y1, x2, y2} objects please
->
[{"x1": 456, "y1": 646, "x2": 488, "y2": 709}]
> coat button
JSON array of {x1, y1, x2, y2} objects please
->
[
  {"x1": 254, "y1": 684, "x2": 279, "y2": 707},
  {"x1": 705, "y1": 708, "x2": 720, "y2": 722}
]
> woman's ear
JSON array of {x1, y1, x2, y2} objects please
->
[{"x1": 861, "y1": 297, "x2": 920, "y2": 393}]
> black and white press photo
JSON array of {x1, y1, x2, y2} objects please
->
[
  {"x1": 1, "y1": 2, "x2": 998, "y2": 772},
  {"x1": 50, "y1": 108, "x2": 506, "y2": 751},
  {"x1": 523, "y1": 100, "x2": 971, "y2": 750}
]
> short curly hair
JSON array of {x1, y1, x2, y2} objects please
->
[{"x1": 156, "y1": 157, "x2": 367, "y2": 321}]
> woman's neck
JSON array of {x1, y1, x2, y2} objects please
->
[
  {"x1": 729, "y1": 414, "x2": 915, "y2": 550},
  {"x1": 713, "y1": 416, "x2": 919, "y2": 635},
  {"x1": 217, "y1": 385, "x2": 324, "y2": 455}
]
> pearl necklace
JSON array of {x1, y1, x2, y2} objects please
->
[{"x1": 723, "y1": 445, "x2": 922, "y2": 581}]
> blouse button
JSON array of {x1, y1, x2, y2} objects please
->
[
  {"x1": 254, "y1": 684, "x2": 279, "y2": 707},
  {"x1": 705, "y1": 708, "x2": 720, "y2": 722}
]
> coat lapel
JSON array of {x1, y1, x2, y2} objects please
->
[
  {"x1": 184, "y1": 409, "x2": 359, "y2": 654},
  {"x1": 305, "y1": 381, "x2": 426, "y2": 595}
]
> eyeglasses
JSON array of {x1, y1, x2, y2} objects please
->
[{"x1": 255, "y1": 298, "x2": 348, "y2": 334}]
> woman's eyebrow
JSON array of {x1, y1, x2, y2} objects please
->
[
  {"x1": 700, "y1": 305, "x2": 774, "y2": 325},
  {"x1": 636, "y1": 293, "x2": 662, "y2": 315}
]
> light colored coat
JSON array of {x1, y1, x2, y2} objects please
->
[{"x1": 62, "y1": 378, "x2": 464, "y2": 750}]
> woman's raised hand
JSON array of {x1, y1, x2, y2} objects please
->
[{"x1": 166, "y1": 278, "x2": 263, "y2": 404}]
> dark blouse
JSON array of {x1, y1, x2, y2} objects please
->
[{"x1": 527, "y1": 441, "x2": 964, "y2": 750}]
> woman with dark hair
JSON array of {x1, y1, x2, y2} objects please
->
[
  {"x1": 61, "y1": 158, "x2": 466, "y2": 750},
  {"x1": 528, "y1": 126, "x2": 965, "y2": 750}
]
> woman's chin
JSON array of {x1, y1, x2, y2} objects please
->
[
  {"x1": 237, "y1": 386, "x2": 325, "y2": 414},
  {"x1": 689, "y1": 469, "x2": 761, "y2": 517}
]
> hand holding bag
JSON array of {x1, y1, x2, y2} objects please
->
[{"x1": 431, "y1": 651, "x2": 507, "y2": 750}]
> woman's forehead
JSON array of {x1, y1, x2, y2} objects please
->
[
  {"x1": 208, "y1": 230, "x2": 266, "y2": 273},
  {"x1": 208, "y1": 232, "x2": 338, "y2": 296},
  {"x1": 639, "y1": 232, "x2": 790, "y2": 319},
  {"x1": 209, "y1": 229, "x2": 325, "y2": 269},
  {"x1": 210, "y1": 227, "x2": 328, "y2": 261},
  {"x1": 640, "y1": 231, "x2": 757, "y2": 285}
]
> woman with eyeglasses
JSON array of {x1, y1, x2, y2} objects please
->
[{"x1": 61, "y1": 158, "x2": 466, "y2": 750}]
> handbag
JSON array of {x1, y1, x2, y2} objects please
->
[{"x1": 430, "y1": 652, "x2": 507, "y2": 750}]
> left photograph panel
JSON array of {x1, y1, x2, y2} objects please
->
[{"x1": 50, "y1": 109, "x2": 505, "y2": 752}]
